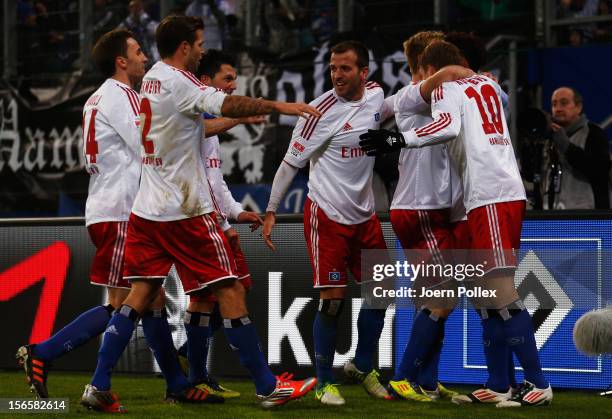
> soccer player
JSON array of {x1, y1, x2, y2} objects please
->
[
  {"x1": 82, "y1": 15, "x2": 320, "y2": 411},
  {"x1": 385, "y1": 31, "x2": 465, "y2": 403},
  {"x1": 15, "y1": 29, "x2": 154, "y2": 400},
  {"x1": 178, "y1": 49, "x2": 266, "y2": 399},
  {"x1": 262, "y1": 40, "x2": 398, "y2": 406},
  {"x1": 360, "y1": 40, "x2": 553, "y2": 408}
]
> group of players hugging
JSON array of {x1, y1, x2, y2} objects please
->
[{"x1": 16, "y1": 14, "x2": 553, "y2": 412}]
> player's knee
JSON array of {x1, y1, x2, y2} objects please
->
[
  {"x1": 149, "y1": 287, "x2": 166, "y2": 310},
  {"x1": 106, "y1": 287, "x2": 130, "y2": 309},
  {"x1": 318, "y1": 298, "x2": 345, "y2": 319}
]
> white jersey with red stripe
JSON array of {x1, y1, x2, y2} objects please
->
[
  {"x1": 82, "y1": 78, "x2": 142, "y2": 226},
  {"x1": 200, "y1": 134, "x2": 243, "y2": 231},
  {"x1": 131, "y1": 61, "x2": 227, "y2": 221},
  {"x1": 402, "y1": 75, "x2": 525, "y2": 212},
  {"x1": 391, "y1": 82, "x2": 464, "y2": 219},
  {"x1": 283, "y1": 82, "x2": 384, "y2": 224}
]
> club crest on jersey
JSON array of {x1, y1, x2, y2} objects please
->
[
  {"x1": 329, "y1": 271, "x2": 341, "y2": 281},
  {"x1": 374, "y1": 112, "x2": 380, "y2": 121}
]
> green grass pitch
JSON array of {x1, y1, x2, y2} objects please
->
[{"x1": 0, "y1": 370, "x2": 609, "y2": 418}]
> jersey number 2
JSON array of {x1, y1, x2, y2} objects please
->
[
  {"x1": 464, "y1": 84, "x2": 504, "y2": 135},
  {"x1": 140, "y1": 98, "x2": 155, "y2": 153}
]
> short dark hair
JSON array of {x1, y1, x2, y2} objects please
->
[
  {"x1": 196, "y1": 49, "x2": 236, "y2": 79},
  {"x1": 156, "y1": 15, "x2": 204, "y2": 59},
  {"x1": 444, "y1": 31, "x2": 485, "y2": 71},
  {"x1": 330, "y1": 40, "x2": 369, "y2": 68},
  {"x1": 419, "y1": 40, "x2": 464, "y2": 71},
  {"x1": 92, "y1": 29, "x2": 133, "y2": 78}
]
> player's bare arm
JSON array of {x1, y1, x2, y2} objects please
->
[
  {"x1": 203, "y1": 115, "x2": 267, "y2": 138},
  {"x1": 263, "y1": 160, "x2": 300, "y2": 250},
  {"x1": 220, "y1": 96, "x2": 321, "y2": 119},
  {"x1": 420, "y1": 65, "x2": 473, "y2": 103}
]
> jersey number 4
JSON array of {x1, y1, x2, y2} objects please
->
[
  {"x1": 140, "y1": 98, "x2": 155, "y2": 153},
  {"x1": 464, "y1": 84, "x2": 504, "y2": 135},
  {"x1": 84, "y1": 109, "x2": 98, "y2": 163}
]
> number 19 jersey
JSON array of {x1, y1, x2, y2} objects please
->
[
  {"x1": 131, "y1": 61, "x2": 227, "y2": 221},
  {"x1": 402, "y1": 76, "x2": 525, "y2": 212}
]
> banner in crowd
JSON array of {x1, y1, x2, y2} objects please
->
[{"x1": 1, "y1": 217, "x2": 610, "y2": 390}]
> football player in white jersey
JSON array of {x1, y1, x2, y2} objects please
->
[
  {"x1": 176, "y1": 49, "x2": 266, "y2": 399},
  {"x1": 85, "y1": 15, "x2": 320, "y2": 411},
  {"x1": 360, "y1": 40, "x2": 553, "y2": 408},
  {"x1": 15, "y1": 29, "x2": 151, "y2": 403},
  {"x1": 262, "y1": 40, "x2": 396, "y2": 406},
  {"x1": 385, "y1": 31, "x2": 464, "y2": 403}
]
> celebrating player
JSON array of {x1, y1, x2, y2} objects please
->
[
  {"x1": 177, "y1": 49, "x2": 266, "y2": 399},
  {"x1": 82, "y1": 15, "x2": 320, "y2": 412},
  {"x1": 360, "y1": 40, "x2": 553, "y2": 408},
  {"x1": 263, "y1": 40, "x2": 396, "y2": 406},
  {"x1": 385, "y1": 31, "x2": 464, "y2": 402},
  {"x1": 16, "y1": 29, "x2": 157, "y2": 401}
]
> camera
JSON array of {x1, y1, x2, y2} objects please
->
[{"x1": 518, "y1": 108, "x2": 561, "y2": 210}]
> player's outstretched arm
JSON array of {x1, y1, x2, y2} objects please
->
[
  {"x1": 220, "y1": 96, "x2": 321, "y2": 119},
  {"x1": 420, "y1": 65, "x2": 474, "y2": 103},
  {"x1": 203, "y1": 115, "x2": 266, "y2": 138},
  {"x1": 263, "y1": 161, "x2": 299, "y2": 250}
]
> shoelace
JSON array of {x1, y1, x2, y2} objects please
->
[
  {"x1": 510, "y1": 383, "x2": 533, "y2": 401},
  {"x1": 276, "y1": 372, "x2": 294, "y2": 383}
]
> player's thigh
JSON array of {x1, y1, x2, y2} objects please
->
[
  {"x1": 304, "y1": 198, "x2": 351, "y2": 288},
  {"x1": 467, "y1": 202, "x2": 523, "y2": 272},
  {"x1": 390, "y1": 209, "x2": 424, "y2": 249},
  {"x1": 347, "y1": 215, "x2": 387, "y2": 281},
  {"x1": 88, "y1": 221, "x2": 132, "y2": 289},
  {"x1": 232, "y1": 245, "x2": 252, "y2": 291},
  {"x1": 123, "y1": 214, "x2": 173, "y2": 282},
  {"x1": 166, "y1": 214, "x2": 238, "y2": 290}
]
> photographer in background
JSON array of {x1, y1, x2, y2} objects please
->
[{"x1": 546, "y1": 86, "x2": 610, "y2": 209}]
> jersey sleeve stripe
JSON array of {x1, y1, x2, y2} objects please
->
[
  {"x1": 127, "y1": 89, "x2": 141, "y2": 113},
  {"x1": 206, "y1": 179, "x2": 226, "y2": 220},
  {"x1": 178, "y1": 69, "x2": 206, "y2": 87},
  {"x1": 303, "y1": 98, "x2": 337, "y2": 140},
  {"x1": 415, "y1": 113, "x2": 451, "y2": 137},
  {"x1": 415, "y1": 113, "x2": 448, "y2": 135},
  {"x1": 119, "y1": 86, "x2": 139, "y2": 116},
  {"x1": 300, "y1": 93, "x2": 335, "y2": 137}
]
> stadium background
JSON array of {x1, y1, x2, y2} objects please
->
[{"x1": 0, "y1": 0, "x2": 611, "y2": 393}]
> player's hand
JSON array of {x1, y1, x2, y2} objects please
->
[
  {"x1": 223, "y1": 227, "x2": 241, "y2": 253},
  {"x1": 274, "y1": 102, "x2": 321, "y2": 119},
  {"x1": 359, "y1": 129, "x2": 406, "y2": 156},
  {"x1": 236, "y1": 211, "x2": 264, "y2": 232},
  {"x1": 262, "y1": 211, "x2": 277, "y2": 251},
  {"x1": 239, "y1": 115, "x2": 267, "y2": 125}
]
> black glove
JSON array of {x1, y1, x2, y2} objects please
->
[{"x1": 359, "y1": 129, "x2": 406, "y2": 156}]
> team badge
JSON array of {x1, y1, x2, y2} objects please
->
[{"x1": 329, "y1": 271, "x2": 341, "y2": 281}]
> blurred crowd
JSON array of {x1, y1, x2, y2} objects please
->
[{"x1": 557, "y1": 0, "x2": 612, "y2": 45}]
